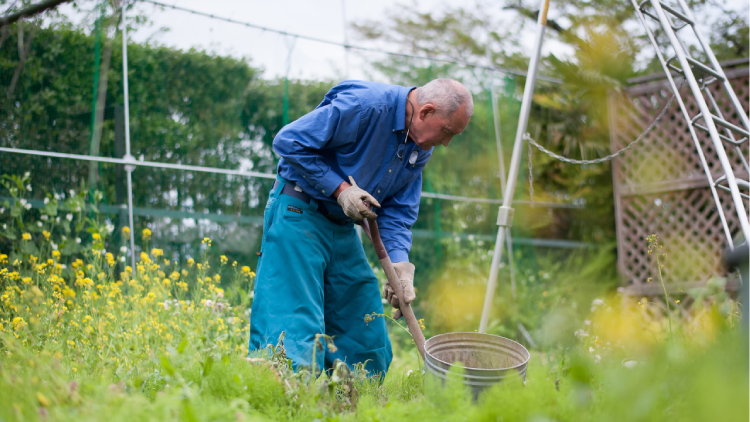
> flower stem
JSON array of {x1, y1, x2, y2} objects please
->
[{"x1": 655, "y1": 254, "x2": 672, "y2": 339}]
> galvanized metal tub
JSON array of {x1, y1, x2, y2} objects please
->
[{"x1": 424, "y1": 332, "x2": 530, "y2": 398}]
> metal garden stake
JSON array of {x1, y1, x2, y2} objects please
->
[{"x1": 479, "y1": 0, "x2": 551, "y2": 333}]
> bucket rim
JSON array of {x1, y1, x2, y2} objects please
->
[{"x1": 424, "y1": 331, "x2": 531, "y2": 372}]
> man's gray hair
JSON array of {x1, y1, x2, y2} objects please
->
[{"x1": 416, "y1": 79, "x2": 474, "y2": 117}]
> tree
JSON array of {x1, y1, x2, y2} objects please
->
[
  {"x1": 0, "y1": 12, "x2": 330, "y2": 268},
  {"x1": 350, "y1": 0, "x2": 748, "y2": 245}
]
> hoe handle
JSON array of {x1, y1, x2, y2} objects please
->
[{"x1": 361, "y1": 218, "x2": 426, "y2": 360}]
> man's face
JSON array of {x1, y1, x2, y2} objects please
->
[{"x1": 409, "y1": 103, "x2": 471, "y2": 151}]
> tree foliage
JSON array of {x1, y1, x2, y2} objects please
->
[
  {"x1": 0, "y1": 11, "x2": 330, "y2": 266},
  {"x1": 351, "y1": 0, "x2": 748, "y2": 245}
]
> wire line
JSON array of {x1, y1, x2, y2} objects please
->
[
  {"x1": 139, "y1": 0, "x2": 562, "y2": 84},
  {"x1": 0, "y1": 146, "x2": 581, "y2": 208}
]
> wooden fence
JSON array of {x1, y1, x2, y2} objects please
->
[{"x1": 609, "y1": 59, "x2": 748, "y2": 295}]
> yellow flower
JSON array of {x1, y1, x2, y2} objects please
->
[
  {"x1": 162, "y1": 279, "x2": 171, "y2": 287},
  {"x1": 92, "y1": 233, "x2": 101, "y2": 241},
  {"x1": 42, "y1": 230, "x2": 51, "y2": 240},
  {"x1": 22, "y1": 233, "x2": 31, "y2": 241},
  {"x1": 12, "y1": 317, "x2": 26, "y2": 331},
  {"x1": 151, "y1": 248, "x2": 164, "y2": 258},
  {"x1": 142, "y1": 228, "x2": 152, "y2": 239},
  {"x1": 187, "y1": 258, "x2": 195, "y2": 268},
  {"x1": 220, "y1": 255, "x2": 228, "y2": 264},
  {"x1": 52, "y1": 250, "x2": 61, "y2": 259},
  {"x1": 36, "y1": 392, "x2": 50, "y2": 407},
  {"x1": 122, "y1": 226, "x2": 131, "y2": 239},
  {"x1": 241, "y1": 266, "x2": 251, "y2": 274},
  {"x1": 202, "y1": 237, "x2": 211, "y2": 247}
]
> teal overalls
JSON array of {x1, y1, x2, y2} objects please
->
[{"x1": 249, "y1": 176, "x2": 393, "y2": 376}]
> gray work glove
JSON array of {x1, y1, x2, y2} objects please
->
[
  {"x1": 384, "y1": 261, "x2": 416, "y2": 309},
  {"x1": 337, "y1": 176, "x2": 381, "y2": 221}
]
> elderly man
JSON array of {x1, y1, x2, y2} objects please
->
[{"x1": 249, "y1": 79, "x2": 473, "y2": 376}]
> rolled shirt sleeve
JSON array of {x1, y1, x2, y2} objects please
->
[
  {"x1": 272, "y1": 91, "x2": 361, "y2": 196},
  {"x1": 376, "y1": 173, "x2": 422, "y2": 263}
]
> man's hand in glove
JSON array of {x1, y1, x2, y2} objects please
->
[
  {"x1": 383, "y1": 261, "x2": 415, "y2": 309},
  {"x1": 335, "y1": 176, "x2": 381, "y2": 221}
]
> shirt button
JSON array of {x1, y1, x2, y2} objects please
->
[
  {"x1": 322, "y1": 190, "x2": 325, "y2": 193},
  {"x1": 388, "y1": 169, "x2": 392, "y2": 173},
  {"x1": 377, "y1": 190, "x2": 381, "y2": 193}
]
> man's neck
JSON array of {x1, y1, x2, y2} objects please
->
[{"x1": 405, "y1": 89, "x2": 418, "y2": 130}]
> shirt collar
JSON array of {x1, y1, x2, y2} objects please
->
[{"x1": 393, "y1": 86, "x2": 416, "y2": 132}]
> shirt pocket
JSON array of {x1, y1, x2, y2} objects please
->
[
  {"x1": 402, "y1": 147, "x2": 428, "y2": 173},
  {"x1": 388, "y1": 155, "x2": 422, "y2": 194}
]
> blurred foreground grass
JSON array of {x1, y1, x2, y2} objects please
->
[{"x1": 1, "y1": 174, "x2": 748, "y2": 421}]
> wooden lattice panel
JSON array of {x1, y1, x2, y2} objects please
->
[{"x1": 610, "y1": 63, "x2": 749, "y2": 292}]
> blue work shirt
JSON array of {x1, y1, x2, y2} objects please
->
[{"x1": 273, "y1": 80, "x2": 432, "y2": 263}]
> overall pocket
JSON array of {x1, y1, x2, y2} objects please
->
[{"x1": 261, "y1": 197, "x2": 278, "y2": 245}]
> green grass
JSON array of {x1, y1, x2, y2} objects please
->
[
  {"x1": 2, "y1": 329, "x2": 746, "y2": 421},
  {"x1": 1, "y1": 175, "x2": 748, "y2": 421}
]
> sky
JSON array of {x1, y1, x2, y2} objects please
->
[
  {"x1": 11, "y1": 0, "x2": 750, "y2": 83},
  {"x1": 60, "y1": 0, "x2": 552, "y2": 83}
]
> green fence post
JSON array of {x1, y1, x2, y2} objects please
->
[
  {"x1": 282, "y1": 37, "x2": 296, "y2": 126},
  {"x1": 425, "y1": 177, "x2": 441, "y2": 260},
  {"x1": 88, "y1": 0, "x2": 106, "y2": 197}
]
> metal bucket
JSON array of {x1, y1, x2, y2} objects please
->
[{"x1": 424, "y1": 332, "x2": 530, "y2": 398}]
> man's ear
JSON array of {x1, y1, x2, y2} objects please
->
[{"x1": 419, "y1": 103, "x2": 436, "y2": 120}]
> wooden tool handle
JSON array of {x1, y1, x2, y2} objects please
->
[{"x1": 362, "y1": 218, "x2": 426, "y2": 360}]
